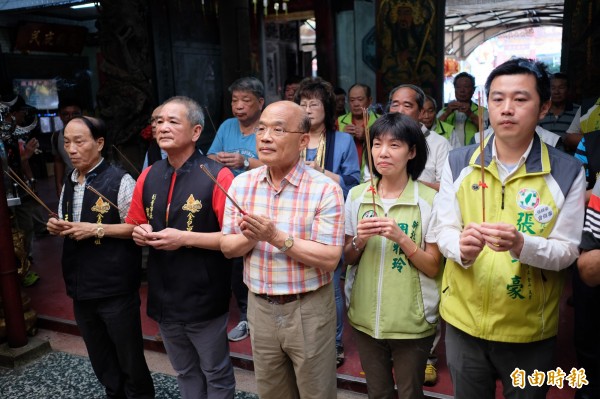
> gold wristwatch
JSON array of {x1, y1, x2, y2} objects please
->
[
  {"x1": 95, "y1": 224, "x2": 105, "y2": 239},
  {"x1": 278, "y1": 235, "x2": 294, "y2": 252}
]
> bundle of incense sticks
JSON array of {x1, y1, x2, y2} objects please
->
[
  {"x1": 478, "y1": 92, "x2": 487, "y2": 222},
  {"x1": 112, "y1": 145, "x2": 140, "y2": 176},
  {"x1": 85, "y1": 184, "x2": 147, "y2": 232},
  {"x1": 362, "y1": 108, "x2": 377, "y2": 213},
  {"x1": 4, "y1": 167, "x2": 58, "y2": 218},
  {"x1": 199, "y1": 164, "x2": 247, "y2": 215}
]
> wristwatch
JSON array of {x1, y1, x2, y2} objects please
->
[
  {"x1": 95, "y1": 224, "x2": 105, "y2": 239},
  {"x1": 243, "y1": 157, "x2": 250, "y2": 170},
  {"x1": 278, "y1": 235, "x2": 294, "y2": 252}
]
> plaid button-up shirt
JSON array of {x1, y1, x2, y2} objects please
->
[{"x1": 222, "y1": 159, "x2": 344, "y2": 295}]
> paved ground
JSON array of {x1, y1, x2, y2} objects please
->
[{"x1": 0, "y1": 329, "x2": 367, "y2": 399}]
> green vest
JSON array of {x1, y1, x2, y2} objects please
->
[
  {"x1": 433, "y1": 119, "x2": 455, "y2": 141},
  {"x1": 580, "y1": 97, "x2": 600, "y2": 133},
  {"x1": 337, "y1": 111, "x2": 379, "y2": 181},
  {"x1": 441, "y1": 135, "x2": 575, "y2": 343},
  {"x1": 347, "y1": 179, "x2": 440, "y2": 339},
  {"x1": 441, "y1": 102, "x2": 486, "y2": 146}
]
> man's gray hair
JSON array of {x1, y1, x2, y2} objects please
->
[
  {"x1": 388, "y1": 84, "x2": 426, "y2": 110},
  {"x1": 228, "y1": 77, "x2": 265, "y2": 100},
  {"x1": 163, "y1": 96, "x2": 205, "y2": 127}
]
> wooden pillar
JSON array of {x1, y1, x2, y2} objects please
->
[
  {"x1": 314, "y1": 0, "x2": 337, "y2": 85},
  {"x1": 0, "y1": 161, "x2": 27, "y2": 348},
  {"x1": 219, "y1": 0, "x2": 253, "y2": 86},
  {"x1": 562, "y1": 0, "x2": 600, "y2": 100}
]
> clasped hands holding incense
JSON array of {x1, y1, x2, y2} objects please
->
[
  {"x1": 459, "y1": 222, "x2": 524, "y2": 264},
  {"x1": 356, "y1": 216, "x2": 409, "y2": 249},
  {"x1": 132, "y1": 224, "x2": 185, "y2": 251},
  {"x1": 239, "y1": 214, "x2": 280, "y2": 245},
  {"x1": 47, "y1": 218, "x2": 98, "y2": 241}
]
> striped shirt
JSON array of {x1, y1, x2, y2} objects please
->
[
  {"x1": 222, "y1": 159, "x2": 345, "y2": 295},
  {"x1": 581, "y1": 180, "x2": 600, "y2": 251},
  {"x1": 539, "y1": 102, "x2": 579, "y2": 138},
  {"x1": 58, "y1": 159, "x2": 136, "y2": 222}
]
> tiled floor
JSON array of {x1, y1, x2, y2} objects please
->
[{"x1": 0, "y1": 329, "x2": 367, "y2": 399}]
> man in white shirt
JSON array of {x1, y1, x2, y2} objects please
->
[
  {"x1": 431, "y1": 57, "x2": 586, "y2": 399},
  {"x1": 388, "y1": 84, "x2": 450, "y2": 192}
]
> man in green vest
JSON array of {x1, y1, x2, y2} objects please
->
[
  {"x1": 432, "y1": 58, "x2": 586, "y2": 399},
  {"x1": 337, "y1": 83, "x2": 379, "y2": 175},
  {"x1": 420, "y1": 95, "x2": 456, "y2": 148},
  {"x1": 438, "y1": 72, "x2": 488, "y2": 147}
]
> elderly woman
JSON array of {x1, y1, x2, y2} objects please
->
[{"x1": 294, "y1": 77, "x2": 360, "y2": 366}]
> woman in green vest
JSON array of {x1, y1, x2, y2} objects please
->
[{"x1": 343, "y1": 113, "x2": 442, "y2": 399}]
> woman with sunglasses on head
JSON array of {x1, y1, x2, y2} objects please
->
[
  {"x1": 293, "y1": 77, "x2": 360, "y2": 367},
  {"x1": 344, "y1": 112, "x2": 442, "y2": 399}
]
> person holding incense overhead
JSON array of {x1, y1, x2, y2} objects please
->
[
  {"x1": 220, "y1": 100, "x2": 345, "y2": 399},
  {"x1": 344, "y1": 112, "x2": 441, "y2": 399},
  {"x1": 126, "y1": 96, "x2": 236, "y2": 399},
  {"x1": 293, "y1": 77, "x2": 360, "y2": 367},
  {"x1": 46, "y1": 116, "x2": 155, "y2": 399},
  {"x1": 431, "y1": 58, "x2": 586, "y2": 399}
]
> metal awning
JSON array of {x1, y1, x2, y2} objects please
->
[{"x1": 444, "y1": 0, "x2": 564, "y2": 57}]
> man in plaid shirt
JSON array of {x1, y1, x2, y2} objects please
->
[{"x1": 221, "y1": 101, "x2": 345, "y2": 399}]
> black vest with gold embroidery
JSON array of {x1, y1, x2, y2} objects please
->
[
  {"x1": 142, "y1": 152, "x2": 232, "y2": 323},
  {"x1": 61, "y1": 161, "x2": 141, "y2": 300}
]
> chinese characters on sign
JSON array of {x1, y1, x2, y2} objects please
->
[
  {"x1": 15, "y1": 22, "x2": 87, "y2": 54},
  {"x1": 510, "y1": 367, "x2": 588, "y2": 389}
]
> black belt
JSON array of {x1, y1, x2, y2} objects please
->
[{"x1": 255, "y1": 292, "x2": 306, "y2": 305}]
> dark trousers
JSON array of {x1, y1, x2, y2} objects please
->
[
  {"x1": 73, "y1": 292, "x2": 155, "y2": 399},
  {"x1": 159, "y1": 313, "x2": 235, "y2": 399},
  {"x1": 573, "y1": 267, "x2": 600, "y2": 399},
  {"x1": 445, "y1": 324, "x2": 555, "y2": 399},
  {"x1": 231, "y1": 257, "x2": 248, "y2": 321},
  {"x1": 353, "y1": 327, "x2": 434, "y2": 399}
]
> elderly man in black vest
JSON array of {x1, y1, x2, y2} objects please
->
[
  {"x1": 47, "y1": 116, "x2": 154, "y2": 398},
  {"x1": 127, "y1": 96, "x2": 236, "y2": 399}
]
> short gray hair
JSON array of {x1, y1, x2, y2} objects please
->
[
  {"x1": 388, "y1": 84, "x2": 426, "y2": 110},
  {"x1": 162, "y1": 96, "x2": 205, "y2": 127},
  {"x1": 425, "y1": 95, "x2": 437, "y2": 110},
  {"x1": 228, "y1": 77, "x2": 265, "y2": 100}
]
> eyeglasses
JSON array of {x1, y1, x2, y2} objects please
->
[
  {"x1": 299, "y1": 101, "x2": 323, "y2": 110},
  {"x1": 253, "y1": 125, "x2": 307, "y2": 137}
]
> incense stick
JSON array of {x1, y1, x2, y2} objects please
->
[
  {"x1": 5, "y1": 168, "x2": 59, "y2": 218},
  {"x1": 86, "y1": 184, "x2": 119, "y2": 210},
  {"x1": 478, "y1": 92, "x2": 487, "y2": 222},
  {"x1": 362, "y1": 108, "x2": 377, "y2": 214},
  {"x1": 199, "y1": 164, "x2": 247, "y2": 215},
  {"x1": 112, "y1": 145, "x2": 140, "y2": 176},
  {"x1": 204, "y1": 106, "x2": 217, "y2": 133},
  {"x1": 86, "y1": 184, "x2": 148, "y2": 232}
]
